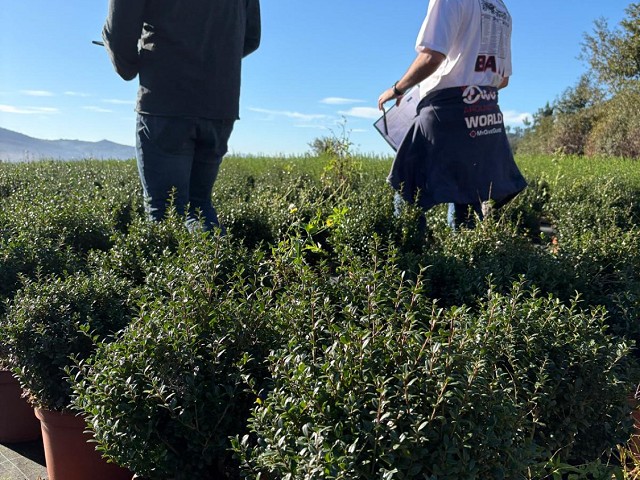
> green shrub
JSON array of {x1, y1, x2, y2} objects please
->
[
  {"x1": 0, "y1": 271, "x2": 134, "y2": 410},
  {"x1": 542, "y1": 177, "x2": 640, "y2": 340},
  {"x1": 586, "y1": 84, "x2": 640, "y2": 159},
  {"x1": 1, "y1": 155, "x2": 640, "y2": 478},
  {"x1": 0, "y1": 161, "x2": 141, "y2": 315},
  {"x1": 71, "y1": 236, "x2": 283, "y2": 480},
  {"x1": 473, "y1": 282, "x2": 638, "y2": 466},
  {"x1": 498, "y1": 177, "x2": 551, "y2": 240},
  {"x1": 219, "y1": 170, "x2": 325, "y2": 250},
  {"x1": 408, "y1": 217, "x2": 576, "y2": 309},
  {"x1": 88, "y1": 213, "x2": 188, "y2": 286},
  {"x1": 546, "y1": 176, "x2": 640, "y2": 232},
  {"x1": 552, "y1": 225, "x2": 640, "y2": 340},
  {"x1": 235, "y1": 253, "x2": 530, "y2": 479},
  {"x1": 326, "y1": 183, "x2": 408, "y2": 256},
  {"x1": 236, "y1": 248, "x2": 638, "y2": 479},
  {"x1": 0, "y1": 236, "x2": 83, "y2": 316}
]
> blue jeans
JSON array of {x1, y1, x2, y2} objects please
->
[
  {"x1": 394, "y1": 193, "x2": 483, "y2": 232},
  {"x1": 447, "y1": 203, "x2": 483, "y2": 230},
  {"x1": 135, "y1": 114, "x2": 234, "y2": 231}
]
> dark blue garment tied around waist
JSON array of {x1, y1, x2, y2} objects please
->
[{"x1": 387, "y1": 86, "x2": 527, "y2": 210}]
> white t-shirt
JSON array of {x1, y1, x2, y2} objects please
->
[{"x1": 415, "y1": 0, "x2": 512, "y2": 98}]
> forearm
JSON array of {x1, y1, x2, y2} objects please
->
[
  {"x1": 378, "y1": 49, "x2": 445, "y2": 109},
  {"x1": 103, "y1": 0, "x2": 145, "y2": 81},
  {"x1": 395, "y1": 49, "x2": 446, "y2": 93},
  {"x1": 243, "y1": 0, "x2": 261, "y2": 57}
]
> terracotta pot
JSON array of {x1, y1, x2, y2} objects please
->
[
  {"x1": 35, "y1": 407, "x2": 131, "y2": 480},
  {"x1": 0, "y1": 369, "x2": 41, "y2": 442}
]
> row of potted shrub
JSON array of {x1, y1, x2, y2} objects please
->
[
  {"x1": 0, "y1": 157, "x2": 639, "y2": 479},
  {"x1": 0, "y1": 161, "x2": 141, "y2": 479},
  {"x1": 3, "y1": 224, "x2": 640, "y2": 478}
]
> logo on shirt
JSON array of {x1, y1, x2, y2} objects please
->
[
  {"x1": 465, "y1": 113, "x2": 503, "y2": 129},
  {"x1": 463, "y1": 86, "x2": 503, "y2": 138},
  {"x1": 475, "y1": 55, "x2": 497, "y2": 73},
  {"x1": 462, "y1": 86, "x2": 497, "y2": 105},
  {"x1": 480, "y1": 0, "x2": 509, "y2": 21},
  {"x1": 469, "y1": 127, "x2": 502, "y2": 139}
]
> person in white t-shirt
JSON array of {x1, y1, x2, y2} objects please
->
[{"x1": 378, "y1": 0, "x2": 526, "y2": 230}]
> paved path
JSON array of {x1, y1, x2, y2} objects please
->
[{"x1": 0, "y1": 440, "x2": 47, "y2": 480}]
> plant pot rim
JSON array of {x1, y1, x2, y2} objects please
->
[{"x1": 34, "y1": 407, "x2": 87, "y2": 429}]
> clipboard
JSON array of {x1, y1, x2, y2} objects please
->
[{"x1": 373, "y1": 87, "x2": 420, "y2": 151}]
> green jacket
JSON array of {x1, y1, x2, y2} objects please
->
[{"x1": 103, "y1": 0, "x2": 261, "y2": 120}]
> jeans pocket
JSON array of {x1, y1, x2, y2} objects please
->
[
  {"x1": 194, "y1": 120, "x2": 235, "y2": 159},
  {"x1": 138, "y1": 114, "x2": 195, "y2": 156}
]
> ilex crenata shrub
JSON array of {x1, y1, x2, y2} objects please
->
[
  {"x1": 0, "y1": 271, "x2": 134, "y2": 410},
  {"x1": 71, "y1": 234, "x2": 283, "y2": 480},
  {"x1": 235, "y1": 241, "x2": 639, "y2": 479}
]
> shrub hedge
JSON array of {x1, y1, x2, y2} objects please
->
[{"x1": 0, "y1": 155, "x2": 638, "y2": 479}]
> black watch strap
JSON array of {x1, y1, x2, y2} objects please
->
[{"x1": 393, "y1": 82, "x2": 405, "y2": 96}]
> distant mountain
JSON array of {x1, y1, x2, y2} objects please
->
[{"x1": 0, "y1": 127, "x2": 135, "y2": 162}]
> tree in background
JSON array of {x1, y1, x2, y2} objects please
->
[
  {"x1": 548, "y1": 75, "x2": 604, "y2": 155},
  {"x1": 581, "y1": 3, "x2": 640, "y2": 92},
  {"x1": 519, "y1": 3, "x2": 640, "y2": 158},
  {"x1": 585, "y1": 81, "x2": 640, "y2": 158}
]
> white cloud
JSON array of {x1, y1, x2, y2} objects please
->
[
  {"x1": 64, "y1": 91, "x2": 91, "y2": 97},
  {"x1": 102, "y1": 99, "x2": 135, "y2": 105},
  {"x1": 293, "y1": 124, "x2": 327, "y2": 130},
  {"x1": 20, "y1": 90, "x2": 54, "y2": 97},
  {"x1": 0, "y1": 104, "x2": 59, "y2": 114},
  {"x1": 320, "y1": 97, "x2": 365, "y2": 105},
  {"x1": 502, "y1": 110, "x2": 531, "y2": 126},
  {"x1": 338, "y1": 106, "x2": 381, "y2": 120},
  {"x1": 83, "y1": 106, "x2": 113, "y2": 113},
  {"x1": 249, "y1": 107, "x2": 330, "y2": 123}
]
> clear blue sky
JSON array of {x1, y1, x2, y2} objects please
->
[{"x1": 0, "y1": 0, "x2": 631, "y2": 156}]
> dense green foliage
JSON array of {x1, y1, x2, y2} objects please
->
[
  {"x1": 581, "y1": 3, "x2": 640, "y2": 91},
  {"x1": 518, "y1": 3, "x2": 640, "y2": 159},
  {"x1": 0, "y1": 154, "x2": 639, "y2": 479},
  {"x1": 73, "y1": 235, "x2": 278, "y2": 479},
  {"x1": 236, "y1": 274, "x2": 635, "y2": 479},
  {"x1": 1, "y1": 271, "x2": 134, "y2": 410},
  {"x1": 0, "y1": 161, "x2": 139, "y2": 314}
]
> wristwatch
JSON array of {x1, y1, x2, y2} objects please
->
[{"x1": 392, "y1": 82, "x2": 405, "y2": 96}]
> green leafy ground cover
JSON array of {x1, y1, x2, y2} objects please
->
[{"x1": 0, "y1": 154, "x2": 639, "y2": 479}]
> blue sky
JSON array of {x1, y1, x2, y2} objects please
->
[{"x1": 0, "y1": 0, "x2": 631, "y2": 156}]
